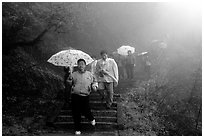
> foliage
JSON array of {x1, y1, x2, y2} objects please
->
[
  {"x1": 2, "y1": 115, "x2": 28, "y2": 136},
  {"x1": 119, "y1": 70, "x2": 201, "y2": 135},
  {"x1": 118, "y1": 41, "x2": 201, "y2": 135},
  {"x1": 2, "y1": 2, "x2": 100, "y2": 55},
  {"x1": 2, "y1": 47, "x2": 66, "y2": 135}
]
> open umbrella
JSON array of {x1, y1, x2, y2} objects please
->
[
  {"x1": 138, "y1": 52, "x2": 148, "y2": 56},
  {"x1": 117, "y1": 45, "x2": 135, "y2": 56},
  {"x1": 47, "y1": 49, "x2": 94, "y2": 67}
]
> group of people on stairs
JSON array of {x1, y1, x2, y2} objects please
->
[{"x1": 64, "y1": 50, "x2": 118, "y2": 135}]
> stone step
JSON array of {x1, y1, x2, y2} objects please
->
[
  {"x1": 65, "y1": 92, "x2": 120, "y2": 101},
  {"x1": 89, "y1": 96, "x2": 118, "y2": 101},
  {"x1": 62, "y1": 101, "x2": 117, "y2": 110},
  {"x1": 54, "y1": 121, "x2": 118, "y2": 131},
  {"x1": 90, "y1": 92, "x2": 120, "y2": 97},
  {"x1": 53, "y1": 92, "x2": 119, "y2": 136},
  {"x1": 60, "y1": 109, "x2": 117, "y2": 117},
  {"x1": 56, "y1": 115, "x2": 117, "y2": 123},
  {"x1": 78, "y1": 130, "x2": 118, "y2": 136},
  {"x1": 43, "y1": 130, "x2": 118, "y2": 136}
]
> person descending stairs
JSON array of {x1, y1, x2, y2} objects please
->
[{"x1": 53, "y1": 91, "x2": 120, "y2": 136}]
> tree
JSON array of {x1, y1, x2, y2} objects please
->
[{"x1": 2, "y1": 2, "x2": 93, "y2": 53}]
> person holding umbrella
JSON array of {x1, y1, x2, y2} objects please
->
[
  {"x1": 67, "y1": 58, "x2": 98, "y2": 135},
  {"x1": 117, "y1": 45, "x2": 135, "y2": 80},
  {"x1": 47, "y1": 49, "x2": 97, "y2": 135}
]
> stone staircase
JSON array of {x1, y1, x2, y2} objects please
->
[{"x1": 53, "y1": 91, "x2": 120, "y2": 136}]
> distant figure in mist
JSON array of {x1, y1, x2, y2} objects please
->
[
  {"x1": 149, "y1": 40, "x2": 168, "y2": 76},
  {"x1": 125, "y1": 50, "x2": 136, "y2": 79},
  {"x1": 143, "y1": 53, "x2": 151, "y2": 78},
  {"x1": 113, "y1": 53, "x2": 126, "y2": 80},
  {"x1": 67, "y1": 59, "x2": 98, "y2": 135},
  {"x1": 96, "y1": 50, "x2": 118, "y2": 109},
  {"x1": 140, "y1": 53, "x2": 151, "y2": 79}
]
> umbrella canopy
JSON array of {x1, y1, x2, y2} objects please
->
[
  {"x1": 138, "y1": 52, "x2": 148, "y2": 56},
  {"x1": 47, "y1": 49, "x2": 94, "y2": 67},
  {"x1": 117, "y1": 45, "x2": 135, "y2": 56}
]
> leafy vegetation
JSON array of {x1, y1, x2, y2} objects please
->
[
  {"x1": 2, "y1": 47, "x2": 65, "y2": 135},
  {"x1": 118, "y1": 53, "x2": 202, "y2": 135}
]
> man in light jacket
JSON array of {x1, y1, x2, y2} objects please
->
[{"x1": 96, "y1": 50, "x2": 119, "y2": 109}]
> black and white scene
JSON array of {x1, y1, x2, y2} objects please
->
[{"x1": 2, "y1": 1, "x2": 202, "y2": 136}]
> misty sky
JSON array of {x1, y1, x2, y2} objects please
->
[{"x1": 89, "y1": 2, "x2": 202, "y2": 52}]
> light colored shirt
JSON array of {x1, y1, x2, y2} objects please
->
[
  {"x1": 71, "y1": 71, "x2": 97, "y2": 96},
  {"x1": 96, "y1": 58, "x2": 118, "y2": 84}
]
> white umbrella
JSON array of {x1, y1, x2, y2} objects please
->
[
  {"x1": 47, "y1": 49, "x2": 94, "y2": 67},
  {"x1": 117, "y1": 45, "x2": 135, "y2": 56},
  {"x1": 138, "y1": 52, "x2": 148, "y2": 56}
]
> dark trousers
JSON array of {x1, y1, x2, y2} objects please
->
[
  {"x1": 126, "y1": 64, "x2": 134, "y2": 79},
  {"x1": 98, "y1": 82, "x2": 114, "y2": 107},
  {"x1": 71, "y1": 94, "x2": 94, "y2": 131}
]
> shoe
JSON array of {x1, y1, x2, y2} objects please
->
[
  {"x1": 75, "y1": 131, "x2": 81, "y2": 135},
  {"x1": 91, "y1": 119, "x2": 96, "y2": 126}
]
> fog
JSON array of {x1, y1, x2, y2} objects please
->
[
  {"x1": 83, "y1": 2, "x2": 202, "y2": 99},
  {"x1": 90, "y1": 2, "x2": 202, "y2": 53}
]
